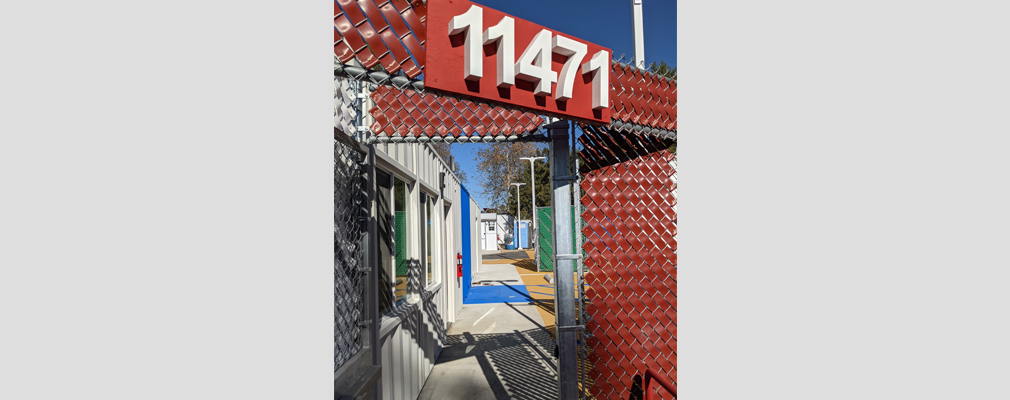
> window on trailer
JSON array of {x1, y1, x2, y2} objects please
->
[
  {"x1": 393, "y1": 178, "x2": 409, "y2": 304},
  {"x1": 425, "y1": 194, "x2": 434, "y2": 285},
  {"x1": 377, "y1": 169, "x2": 394, "y2": 314}
]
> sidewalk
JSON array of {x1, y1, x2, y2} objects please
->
[
  {"x1": 419, "y1": 249, "x2": 560, "y2": 400},
  {"x1": 417, "y1": 303, "x2": 558, "y2": 400},
  {"x1": 466, "y1": 249, "x2": 544, "y2": 304}
]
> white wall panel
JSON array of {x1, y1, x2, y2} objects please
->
[{"x1": 373, "y1": 141, "x2": 469, "y2": 400}]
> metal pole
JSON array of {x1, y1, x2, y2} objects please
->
[
  {"x1": 358, "y1": 78, "x2": 381, "y2": 372},
  {"x1": 548, "y1": 120, "x2": 578, "y2": 399},
  {"x1": 366, "y1": 145, "x2": 380, "y2": 365},
  {"x1": 632, "y1": 0, "x2": 645, "y2": 68},
  {"x1": 529, "y1": 160, "x2": 537, "y2": 258},
  {"x1": 511, "y1": 182, "x2": 525, "y2": 249},
  {"x1": 520, "y1": 156, "x2": 546, "y2": 269}
]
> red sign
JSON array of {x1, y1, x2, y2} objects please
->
[{"x1": 425, "y1": 0, "x2": 611, "y2": 124}]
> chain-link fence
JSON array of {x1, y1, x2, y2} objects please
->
[
  {"x1": 336, "y1": 3, "x2": 678, "y2": 395},
  {"x1": 369, "y1": 85, "x2": 546, "y2": 142},
  {"x1": 606, "y1": 55, "x2": 678, "y2": 142},
  {"x1": 336, "y1": 57, "x2": 550, "y2": 144},
  {"x1": 578, "y1": 124, "x2": 677, "y2": 400},
  {"x1": 334, "y1": 0, "x2": 427, "y2": 79},
  {"x1": 334, "y1": 135, "x2": 368, "y2": 372}
]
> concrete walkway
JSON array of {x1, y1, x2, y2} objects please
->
[
  {"x1": 474, "y1": 263, "x2": 523, "y2": 285},
  {"x1": 481, "y1": 250, "x2": 531, "y2": 261},
  {"x1": 418, "y1": 303, "x2": 558, "y2": 400}
]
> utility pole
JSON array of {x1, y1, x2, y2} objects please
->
[
  {"x1": 632, "y1": 0, "x2": 645, "y2": 68},
  {"x1": 511, "y1": 182, "x2": 526, "y2": 249},
  {"x1": 519, "y1": 156, "x2": 546, "y2": 265}
]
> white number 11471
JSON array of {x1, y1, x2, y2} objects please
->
[{"x1": 447, "y1": 5, "x2": 609, "y2": 110}]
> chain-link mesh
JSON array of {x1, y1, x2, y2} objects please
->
[
  {"x1": 335, "y1": 75, "x2": 374, "y2": 145},
  {"x1": 609, "y1": 55, "x2": 678, "y2": 139},
  {"x1": 337, "y1": 59, "x2": 549, "y2": 143},
  {"x1": 335, "y1": 0, "x2": 677, "y2": 142},
  {"x1": 336, "y1": 2, "x2": 680, "y2": 393},
  {"x1": 334, "y1": 0, "x2": 427, "y2": 79},
  {"x1": 369, "y1": 85, "x2": 546, "y2": 142},
  {"x1": 334, "y1": 136, "x2": 368, "y2": 372},
  {"x1": 577, "y1": 124, "x2": 677, "y2": 400}
]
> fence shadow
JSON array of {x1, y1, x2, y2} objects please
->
[
  {"x1": 514, "y1": 259, "x2": 538, "y2": 273},
  {"x1": 434, "y1": 328, "x2": 559, "y2": 400}
]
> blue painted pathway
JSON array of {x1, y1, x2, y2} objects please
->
[{"x1": 464, "y1": 283, "x2": 532, "y2": 304}]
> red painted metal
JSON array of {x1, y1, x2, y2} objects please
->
[
  {"x1": 644, "y1": 368, "x2": 677, "y2": 400},
  {"x1": 369, "y1": 86, "x2": 544, "y2": 139},
  {"x1": 424, "y1": 0, "x2": 611, "y2": 124}
]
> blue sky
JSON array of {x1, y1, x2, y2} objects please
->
[{"x1": 449, "y1": 0, "x2": 677, "y2": 208}]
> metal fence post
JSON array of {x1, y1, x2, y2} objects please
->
[
  {"x1": 572, "y1": 122, "x2": 587, "y2": 400},
  {"x1": 549, "y1": 120, "x2": 578, "y2": 400},
  {"x1": 334, "y1": 76, "x2": 383, "y2": 400}
]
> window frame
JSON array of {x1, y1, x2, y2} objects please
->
[
  {"x1": 391, "y1": 174, "x2": 413, "y2": 307},
  {"x1": 419, "y1": 189, "x2": 442, "y2": 290}
]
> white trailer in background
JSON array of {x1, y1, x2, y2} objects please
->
[
  {"x1": 480, "y1": 213, "x2": 497, "y2": 250},
  {"x1": 497, "y1": 214, "x2": 515, "y2": 247}
]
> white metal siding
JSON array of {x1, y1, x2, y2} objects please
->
[{"x1": 375, "y1": 142, "x2": 468, "y2": 400}]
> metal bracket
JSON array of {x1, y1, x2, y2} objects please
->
[
  {"x1": 357, "y1": 319, "x2": 372, "y2": 328},
  {"x1": 557, "y1": 325, "x2": 585, "y2": 332},
  {"x1": 553, "y1": 175, "x2": 578, "y2": 182},
  {"x1": 556, "y1": 254, "x2": 583, "y2": 260}
]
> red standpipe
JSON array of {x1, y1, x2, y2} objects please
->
[{"x1": 644, "y1": 368, "x2": 677, "y2": 400}]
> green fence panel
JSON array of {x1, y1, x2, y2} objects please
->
[
  {"x1": 538, "y1": 207, "x2": 554, "y2": 271},
  {"x1": 537, "y1": 206, "x2": 583, "y2": 272}
]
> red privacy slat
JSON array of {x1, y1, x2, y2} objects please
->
[
  {"x1": 339, "y1": 7, "x2": 679, "y2": 394},
  {"x1": 369, "y1": 86, "x2": 544, "y2": 140},
  {"x1": 609, "y1": 61, "x2": 677, "y2": 132},
  {"x1": 335, "y1": 0, "x2": 427, "y2": 78},
  {"x1": 338, "y1": 2, "x2": 677, "y2": 136},
  {"x1": 579, "y1": 124, "x2": 676, "y2": 400}
]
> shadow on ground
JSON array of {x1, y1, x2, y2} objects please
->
[
  {"x1": 431, "y1": 328, "x2": 558, "y2": 400},
  {"x1": 483, "y1": 250, "x2": 531, "y2": 261},
  {"x1": 419, "y1": 302, "x2": 560, "y2": 400},
  {"x1": 515, "y1": 259, "x2": 538, "y2": 273}
]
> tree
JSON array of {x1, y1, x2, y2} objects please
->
[
  {"x1": 648, "y1": 60, "x2": 676, "y2": 80},
  {"x1": 503, "y1": 148, "x2": 551, "y2": 221},
  {"x1": 429, "y1": 142, "x2": 468, "y2": 184},
  {"x1": 473, "y1": 142, "x2": 545, "y2": 212}
]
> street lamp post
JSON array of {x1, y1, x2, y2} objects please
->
[
  {"x1": 511, "y1": 182, "x2": 526, "y2": 250},
  {"x1": 519, "y1": 156, "x2": 546, "y2": 264},
  {"x1": 632, "y1": 0, "x2": 645, "y2": 68}
]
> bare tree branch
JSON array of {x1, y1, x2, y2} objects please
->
[{"x1": 474, "y1": 142, "x2": 545, "y2": 211}]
